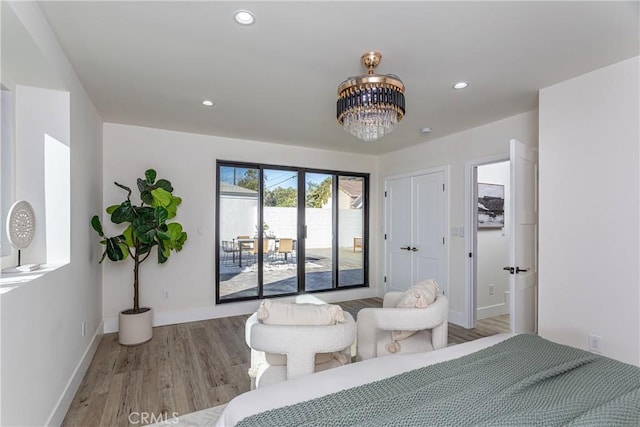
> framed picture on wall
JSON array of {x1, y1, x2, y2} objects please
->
[{"x1": 478, "y1": 183, "x2": 504, "y2": 228}]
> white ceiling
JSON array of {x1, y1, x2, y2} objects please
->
[{"x1": 36, "y1": 1, "x2": 639, "y2": 155}]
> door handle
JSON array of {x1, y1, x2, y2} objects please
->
[
  {"x1": 516, "y1": 267, "x2": 530, "y2": 274},
  {"x1": 503, "y1": 266, "x2": 514, "y2": 274},
  {"x1": 400, "y1": 246, "x2": 411, "y2": 251},
  {"x1": 410, "y1": 247, "x2": 418, "y2": 251}
]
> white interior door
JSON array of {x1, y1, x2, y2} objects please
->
[
  {"x1": 413, "y1": 173, "x2": 445, "y2": 290},
  {"x1": 509, "y1": 139, "x2": 538, "y2": 333},
  {"x1": 385, "y1": 171, "x2": 445, "y2": 293},
  {"x1": 386, "y1": 177, "x2": 412, "y2": 291}
]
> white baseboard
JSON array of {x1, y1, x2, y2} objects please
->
[
  {"x1": 46, "y1": 321, "x2": 103, "y2": 426},
  {"x1": 103, "y1": 288, "x2": 379, "y2": 333},
  {"x1": 477, "y1": 302, "x2": 509, "y2": 320},
  {"x1": 103, "y1": 301, "x2": 260, "y2": 333}
]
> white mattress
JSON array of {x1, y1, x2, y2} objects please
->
[{"x1": 216, "y1": 333, "x2": 512, "y2": 426}]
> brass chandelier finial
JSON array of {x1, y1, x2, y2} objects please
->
[{"x1": 362, "y1": 51, "x2": 382, "y2": 74}]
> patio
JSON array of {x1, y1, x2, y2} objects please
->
[{"x1": 219, "y1": 247, "x2": 364, "y2": 300}]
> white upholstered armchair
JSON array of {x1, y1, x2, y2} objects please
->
[
  {"x1": 356, "y1": 292, "x2": 448, "y2": 361},
  {"x1": 245, "y1": 309, "x2": 356, "y2": 389}
]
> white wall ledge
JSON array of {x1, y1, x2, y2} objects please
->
[{"x1": 0, "y1": 263, "x2": 67, "y2": 294}]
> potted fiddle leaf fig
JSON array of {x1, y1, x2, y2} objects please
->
[{"x1": 91, "y1": 169, "x2": 187, "y2": 345}]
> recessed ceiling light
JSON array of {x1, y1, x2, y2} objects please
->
[
  {"x1": 202, "y1": 100, "x2": 215, "y2": 107},
  {"x1": 234, "y1": 10, "x2": 255, "y2": 25},
  {"x1": 420, "y1": 127, "x2": 432, "y2": 134},
  {"x1": 453, "y1": 81, "x2": 469, "y2": 90}
]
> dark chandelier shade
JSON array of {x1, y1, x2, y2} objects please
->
[{"x1": 336, "y1": 52, "x2": 406, "y2": 142}]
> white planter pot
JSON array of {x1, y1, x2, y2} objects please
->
[{"x1": 118, "y1": 307, "x2": 153, "y2": 345}]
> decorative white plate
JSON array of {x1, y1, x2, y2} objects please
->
[{"x1": 6, "y1": 200, "x2": 36, "y2": 250}]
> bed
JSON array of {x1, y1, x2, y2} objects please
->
[{"x1": 215, "y1": 334, "x2": 640, "y2": 426}]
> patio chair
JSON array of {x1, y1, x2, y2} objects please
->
[
  {"x1": 249, "y1": 239, "x2": 272, "y2": 266},
  {"x1": 221, "y1": 240, "x2": 239, "y2": 265},
  {"x1": 272, "y1": 238, "x2": 294, "y2": 265}
]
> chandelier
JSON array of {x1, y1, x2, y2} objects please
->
[{"x1": 337, "y1": 52, "x2": 405, "y2": 142}]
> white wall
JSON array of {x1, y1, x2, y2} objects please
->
[
  {"x1": 477, "y1": 161, "x2": 510, "y2": 318},
  {"x1": 0, "y1": 2, "x2": 103, "y2": 425},
  {"x1": 538, "y1": 56, "x2": 640, "y2": 365},
  {"x1": 101, "y1": 123, "x2": 380, "y2": 331},
  {"x1": 379, "y1": 111, "x2": 538, "y2": 324}
]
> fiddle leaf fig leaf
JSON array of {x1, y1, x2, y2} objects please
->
[
  {"x1": 110, "y1": 201, "x2": 137, "y2": 224},
  {"x1": 123, "y1": 225, "x2": 135, "y2": 247},
  {"x1": 154, "y1": 206, "x2": 168, "y2": 225},
  {"x1": 118, "y1": 242, "x2": 130, "y2": 261},
  {"x1": 165, "y1": 196, "x2": 182, "y2": 219},
  {"x1": 155, "y1": 179, "x2": 173, "y2": 193},
  {"x1": 91, "y1": 215, "x2": 104, "y2": 237},
  {"x1": 106, "y1": 204, "x2": 120, "y2": 214},
  {"x1": 165, "y1": 223, "x2": 183, "y2": 241},
  {"x1": 138, "y1": 243, "x2": 153, "y2": 255},
  {"x1": 105, "y1": 237, "x2": 126, "y2": 261},
  {"x1": 138, "y1": 228, "x2": 157, "y2": 244},
  {"x1": 145, "y1": 169, "x2": 157, "y2": 184},
  {"x1": 157, "y1": 241, "x2": 168, "y2": 264},
  {"x1": 151, "y1": 188, "x2": 172, "y2": 207},
  {"x1": 140, "y1": 190, "x2": 153, "y2": 206}
]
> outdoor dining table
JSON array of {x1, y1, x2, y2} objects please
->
[{"x1": 233, "y1": 237, "x2": 279, "y2": 268}]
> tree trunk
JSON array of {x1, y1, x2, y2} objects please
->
[{"x1": 133, "y1": 243, "x2": 140, "y2": 312}]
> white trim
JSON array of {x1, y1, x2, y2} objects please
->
[
  {"x1": 104, "y1": 288, "x2": 379, "y2": 333},
  {"x1": 46, "y1": 321, "x2": 104, "y2": 427},
  {"x1": 447, "y1": 309, "x2": 465, "y2": 327},
  {"x1": 464, "y1": 154, "x2": 509, "y2": 329},
  {"x1": 476, "y1": 302, "x2": 509, "y2": 320},
  {"x1": 383, "y1": 165, "x2": 449, "y2": 297},
  {"x1": 383, "y1": 165, "x2": 449, "y2": 182}
]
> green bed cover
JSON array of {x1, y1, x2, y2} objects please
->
[{"x1": 237, "y1": 334, "x2": 640, "y2": 426}]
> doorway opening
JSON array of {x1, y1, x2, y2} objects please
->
[
  {"x1": 465, "y1": 155, "x2": 510, "y2": 332},
  {"x1": 465, "y1": 140, "x2": 538, "y2": 334}
]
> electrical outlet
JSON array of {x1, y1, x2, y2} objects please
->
[
  {"x1": 162, "y1": 289, "x2": 170, "y2": 300},
  {"x1": 488, "y1": 284, "x2": 494, "y2": 295},
  {"x1": 588, "y1": 334, "x2": 602, "y2": 353},
  {"x1": 81, "y1": 321, "x2": 86, "y2": 337}
]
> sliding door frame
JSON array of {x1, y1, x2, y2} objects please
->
[{"x1": 216, "y1": 160, "x2": 369, "y2": 304}]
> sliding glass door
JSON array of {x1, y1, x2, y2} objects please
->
[
  {"x1": 338, "y1": 176, "x2": 365, "y2": 287},
  {"x1": 218, "y1": 165, "x2": 259, "y2": 300},
  {"x1": 216, "y1": 161, "x2": 368, "y2": 303},
  {"x1": 304, "y1": 173, "x2": 334, "y2": 291},
  {"x1": 263, "y1": 168, "x2": 299, "y2": 296}
]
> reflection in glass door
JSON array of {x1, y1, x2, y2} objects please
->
[
  {"x1": 338, "y1": 176, "x2": 365, "y2": 287},
  {"x1": 304, "y1": 173, "x2": 334, "y2": 291},
  {"x1": 263, "y1": 168, "x2": 298, "y2": 296},
  {"x1": 218, "y1": 165, "x2": 259, "y2": 300}
]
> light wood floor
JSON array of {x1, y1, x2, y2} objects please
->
[{"x1": 62, "y1": 298, "x2": 509, "y2": 426}]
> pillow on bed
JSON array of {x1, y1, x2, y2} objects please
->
[
  {"x1": 257, "y1": 300, "x2": 346, "y2": 325},
  {"x1": 387, "y1": 280, "x2": 440, "y2": 352}
]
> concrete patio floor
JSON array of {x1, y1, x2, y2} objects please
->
[{"x1": 219, "y1": 247, "x2": 365, "y2": 300}]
